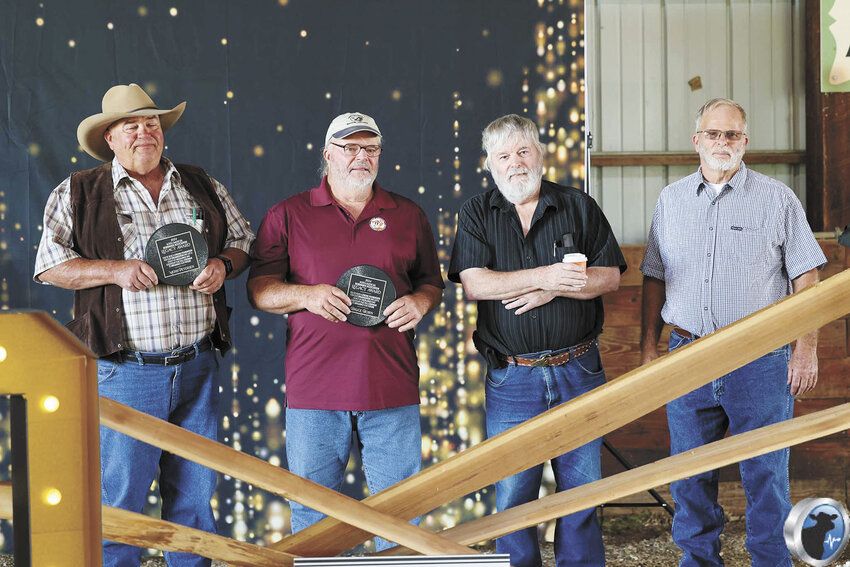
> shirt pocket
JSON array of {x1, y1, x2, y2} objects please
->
[
  {"x1": 719, "y1": 222, "x2": 770, "y2": 267},
  {"x1": 183, "y1": 207, "x2": 204, "y2": 234},
  {"x1": 117, "y1": 212, "x2": 142, "y2": 259}
]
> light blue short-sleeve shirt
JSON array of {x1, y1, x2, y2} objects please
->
[{"x1": 640, "y1": 163, "x2": 826, "y2": 336}]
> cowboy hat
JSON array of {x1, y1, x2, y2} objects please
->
[{"x1": 77, "y1": 83, "x2": 186, "y2": 162}]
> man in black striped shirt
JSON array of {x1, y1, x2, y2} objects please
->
[{"x1": 449, "y1": 114, "x2": 626, "y2": 567}]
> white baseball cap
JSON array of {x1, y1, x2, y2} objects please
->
[{"x1": 325, "y1": 112, "x2": 382, "y2": 146}]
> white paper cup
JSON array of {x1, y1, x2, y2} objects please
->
[{"x1": 562, "y1": 252, "x2": 587, "y2": 273}]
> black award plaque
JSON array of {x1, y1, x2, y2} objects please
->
[
  {"x1": 335, "y1": 265, "x2": 397, "y2": 327},
  {"x1": 144, "y1": 223, "x2": 209, "y2": 286}
]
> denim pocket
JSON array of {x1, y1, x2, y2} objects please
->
[
  {"x1": 572, "y1": 347, "x2": 605, "y2": 377},
  {"x1": 486, "y1": 364, "x2": 516, "y2": 388},
  {"x1": 96, "y1": 361, "x2": 118, "y2": 385}
]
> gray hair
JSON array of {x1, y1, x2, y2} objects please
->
[
  {"x1": 318, "y1": 135, "x2": 384, "y2": 178},
  {"x1": 481, "y1": 114, "x2": 546, "y2": 172},
  {"x1": 694, "y1": 98, "x2": 748, "y2": 133}
]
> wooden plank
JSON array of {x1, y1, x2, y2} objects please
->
[
  {"x1": 619, "y1": 245, "x2": 645, "y2": 286},
  {"x1": 270, "y1": 269, "x2": 850, "y2": 556},
  {"x1": 822, "y1": 239, "x2": 847, "y2": 279},
  {"x1": 805, "y1": 0, "x2": 850, "y2": 231},
  {"x1": 103, "y1": 506, "x2": 295, "y2": 567},
  {"x1": 601, "y1": 285, "x2": 641, "y2": 327},
  {"x1": 98, "y1": 398, "x2": 477, "y2": 556},
  {"x1": 0, "y1": 492, "x2": 294, "y2": 567},
  {"x1": 590, "y1": 150, "x2": 806, "y2": 167},
  {"x1": 817, "y1": 319, "x2": 846, "y2": 360},
  {"x1": 790, "y1": 439, "x2": 850, "y2": 478},
  {"x1": 387, "y1": 403, "x2": 850, "y2": 551},
  {"x1": 806, "y1": 358, "x2": 850, "y2": 399}
]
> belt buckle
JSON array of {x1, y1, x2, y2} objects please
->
[
  {"x1": 531, "y1": 354, "x2": 551, "y2": 367},
  {"x1": 164, "y1": 353, "x2": 182, "y2": 366}
]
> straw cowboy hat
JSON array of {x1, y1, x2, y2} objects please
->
[{"x1": 77, "y1": 83, "x2": 186, "y2": 162}]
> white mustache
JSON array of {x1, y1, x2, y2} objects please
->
[{"x1": 507, "y1": 167, "x2": 530, "y2": 177}]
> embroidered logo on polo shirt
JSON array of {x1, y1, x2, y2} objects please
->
[{"x1": 369, "y1": 217, "x2": 387, "y2": 232}]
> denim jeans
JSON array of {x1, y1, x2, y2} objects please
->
[
  {"x1": 667, "y1": 330, "x2": 794, "y2": 567},
  {"x1": 485, "y1": 343, "x2": 607, "y2": 567},
  {"x1": 98, "y1": 347, "x2": 219, "y2": 567},
  {"x1": 285, "y1": 404, "x2": 422, "y2": 551}
]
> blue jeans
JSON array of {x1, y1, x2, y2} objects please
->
[
  {"x1": 485, "y1": 343, "x2": 607, "y2": 567},
  {"x1": 98, "y1": 347, "x2": 219, "y2": 567},
  {"x1": 667, "y1": 330, "x2": 794, "y2": 567},
  {"x1": 285, "y1": 404, "x2": 422, "y2": 551}
]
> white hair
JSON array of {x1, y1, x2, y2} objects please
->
[
  {"x1": 481, "y1": 114, "x2": 545, "y2": 172},
  {"x1": 694, "y1": 98, "x2": 748, "y2": 133}
]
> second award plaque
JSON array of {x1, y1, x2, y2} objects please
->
[{"x1": 335, "y1": 265, "x2": 397, "y2": 327}]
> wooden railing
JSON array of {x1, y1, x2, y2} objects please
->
[{"x1": 3, "y1": 267, "x2": 850, "y2": 564}]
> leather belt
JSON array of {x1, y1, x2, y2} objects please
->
[
  {"x1": 499, "y1": 340, "x2": 595, "y2": 367},
  {"x1": 103, "y1": 336, "x2": 213, "y2": 366},
  {"x1": 672, "y1": 327, "x2": 699, "y2": 340}
]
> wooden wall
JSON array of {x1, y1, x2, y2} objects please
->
[{"x1": 599, "y1": 241, "x2": 850, "y2": 514}]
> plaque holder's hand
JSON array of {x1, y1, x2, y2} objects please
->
[
  {"x1": 190, "y1": 259, "x2": 227, "y2": 295},
  {"x1": 114, "y1": 259, "x2": 158, "y2": 292},
  {"x1": 305, "y1": 284, "x2": 352, "y2": 322}
]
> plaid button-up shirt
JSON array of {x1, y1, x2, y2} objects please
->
[
  {"x1": 35, "y1": 157, "x2": 255, "y2": 352},
  {"x1": 640, "y1": 163, "x2": 826, "y2": 337}
]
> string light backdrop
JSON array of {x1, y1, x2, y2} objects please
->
[{"x1": 0, "y1": 0, "x2": 583, "y2": 555}]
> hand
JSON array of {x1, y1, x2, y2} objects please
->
[
  {"x1": 539, "y1": 262, "x2": 588, "y2": 292},
  {"x1": 788, "y1": 346, "x2": 818, "y2": 396},
  {"x1": 384, "y1": 293, "x2": 431, "y2": 332},
  {"x1": 190, "y1": 258, "x2": 227, "y2": 294},
  {"x1": 502, "y1": 290, "x2": 557, "y2": 315},
  {"x1": 114, "y1": 260, "x2": 158, "y2": 291},
  {"x1": 304, "y1": 284, "x2": 351, "y2": 322}
]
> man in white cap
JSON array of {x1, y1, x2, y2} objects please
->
[
  {"x1": 248, "y1": 112, "x2": 443, "y2": 548},
  {"x1": 34, "y1": 83, "x2": 254, "y2": 567}
]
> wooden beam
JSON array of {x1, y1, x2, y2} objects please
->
[
  {"x1": 0, "y1": 491, "x2": 295, "y2": 567},
  {"x1": 590, "y1": 150, "x2": 804, "y2": 167},
  {"x1": 103, "y1": 507, "x2": 295, "y2": 567},
  {"x1": 805, "y1": 1, "x2": 850, "y2": 231},
  {"x1": 271, "y1": 269, "x2": 850, "y2": 556},
  {"x1": 99, "y1": 398, "x2": 476, "y2": 557},
  {"x1": 379, "y1": 402, "x2": 850, "y2": 552}
]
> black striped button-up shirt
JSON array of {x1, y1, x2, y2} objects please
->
[{"x1": 449, "y1": 180, "x2": 627, "y2": 356}]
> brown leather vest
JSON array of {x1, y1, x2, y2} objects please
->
[{"x1": 67, "y1": 162, "x2": 232, "y2": 356}]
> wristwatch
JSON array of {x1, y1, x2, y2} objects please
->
[{"x1": 216, "y1": 255, "x2": 233, "y2": 276}]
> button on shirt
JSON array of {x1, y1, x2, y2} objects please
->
[
  {"x1": 640, "y1": 163, "x2": 826, "y2": 336},
  {"x1": 249, "y1": 178, "x2": 444, "y2": 411},
  {"x1": 34, "y1": 157, "x2": 255, "y2": 352},
  {"x1": 449, "y1": 180, "x2": 627, "y2": 356}
]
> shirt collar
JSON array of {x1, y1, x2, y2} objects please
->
[
  {"x1": 695, "y1": 162, "x2": 748, "y2": 195},
  {"x1": 309, "y1": 176, "x2": 397, "y2": 210},
  {"x1": 488, "y1": 179, "x2": 558, "y2": 212},
  {"x1": 110, "y1": 156, "x2": 178, "y2": 190}
]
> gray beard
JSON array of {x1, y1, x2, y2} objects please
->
[{"x1": 700, "y1": 145, "x2": 744, "y2": 172}]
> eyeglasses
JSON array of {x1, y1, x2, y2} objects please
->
[
  {"x1": 329, "y1": 142, "x2": 382, "y2": 157},
  {"x1": 697, "y1": 130, "x2": 746, "y2": 141}
]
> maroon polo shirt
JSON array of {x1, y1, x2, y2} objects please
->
[{"x1": 250, "y1": 177, "x2": 444, "y2": 410}]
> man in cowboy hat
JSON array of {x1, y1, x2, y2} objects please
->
[
  {"x1": 34, "y1": 83, "x2": 254, "y2": 567},
  {"x1": 247, "y1": 112, "x2": 443, "y2": 549}
]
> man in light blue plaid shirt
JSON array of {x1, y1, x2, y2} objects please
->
[{"x1": 639, "y1": 98, "x2": 826, "y2": 567}]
